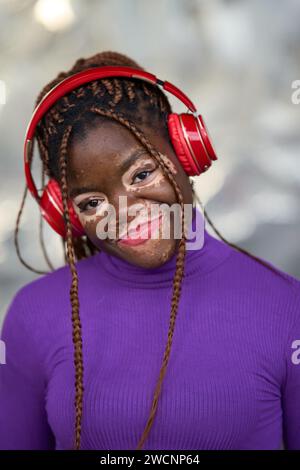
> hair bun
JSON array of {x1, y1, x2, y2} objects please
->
[{"x1": 71, "y1": 50, "x2": 145, "y2": 73}]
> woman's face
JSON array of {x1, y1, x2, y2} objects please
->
[{"x1": 67, "y1": 119, "x2": 193, "y2": 268}]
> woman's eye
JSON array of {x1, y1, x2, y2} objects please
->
[
  {"x1": 132, "y1": 169, "x2": 155, "y2": 184},
  {"x1": 79, "y1": 199, "x2": 103, "y2": 213}
]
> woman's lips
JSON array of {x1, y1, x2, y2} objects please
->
[{"x1": 117, "y1": 214, "x2": 163, "y2": 246}]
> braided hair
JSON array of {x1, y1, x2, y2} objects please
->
[{"x1": 14, "y1": 50, "x2": 291, "y2": 451}]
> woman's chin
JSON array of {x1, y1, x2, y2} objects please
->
[{"x1": 104, "y1": 237, "x2": 177, "y2": 269}]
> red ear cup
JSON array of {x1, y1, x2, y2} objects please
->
[
  {"x1": 167, "y1": 113, "x2": 217, "y2": 176},
  {"x1": 39, "y1": 179, "x2": 85, "y2": 239}
]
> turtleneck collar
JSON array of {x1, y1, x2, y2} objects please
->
[{"x1": 92, "y1": 206, "x2": 233, "y2": 288}]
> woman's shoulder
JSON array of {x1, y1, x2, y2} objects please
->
[
  {"x1": 224, "y1": 243, "x2": 300, "y2": 327},
  {"x1": 2, "y1": 254, "x2": 97, "y2": 329},
  {"x1": 225, "y1": 240, "x2": 300, "y2": 293},
  {"x1": 14, "y1": 253, "x2": 97, "y2": 299}
]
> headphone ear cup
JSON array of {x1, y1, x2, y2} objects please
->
[
  {"x1": 39, "y1": 179, "x2": 85, "y2": 239},
  {"x1": 167, "y1": 113, "x2": 217, "y2": 176},
  {"x1": 168, "y1": 113, "x2": 199, "y2": 175}
]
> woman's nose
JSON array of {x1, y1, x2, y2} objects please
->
[
  {"x1": 107, "y1": 190, "x2": 147, "y2": 237},
  {"x1": 108, "y1": 189, "x2": 143, "y2": 223},
  {"x1": 109, "y1": 188, "x2": 136, "y2": 212}
]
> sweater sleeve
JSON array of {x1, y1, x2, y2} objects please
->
[
  {"x1": 282, "y1": 306, "x2": 300, "y2": 450},
  {"x1": 0, "y1": 290, "x2": 56, "y2": 450}
]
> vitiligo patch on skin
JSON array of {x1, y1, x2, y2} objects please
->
[
  {"x1": 122, "y1": 152, "x2": 178, "y2": 193},
  {"x1": 72, "y1": 198, "x2": 110, "y2": 228}
]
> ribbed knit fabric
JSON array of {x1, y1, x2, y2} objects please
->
[{"x1": 1, "y1": 207, "x2": 300, "y2": 450}]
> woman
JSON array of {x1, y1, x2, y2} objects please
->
[{"x1": 0, "y1": 51, "x2": 300, "y2": 451}]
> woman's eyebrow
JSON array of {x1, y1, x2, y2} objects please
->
[
  {"x1": 119, "y1": 148, "x2": 149, "y2": 173},
  {"x1": 69, "y1": 149, "x2": 150, "y2": 198},
  {"x1": 70, "y1": 185, "x2": 101, "y2": 198}
]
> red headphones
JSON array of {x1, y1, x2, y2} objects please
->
[{"x1": 24, "y1": 65, "x2": 218, "y2": 239}]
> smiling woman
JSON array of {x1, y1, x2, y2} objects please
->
[
  {"x1": 66, "y1": 118, "x2": 189, "y2": 269},
  {"x1": 1, "y1": 51, "x2": 300, "y2": 452}
]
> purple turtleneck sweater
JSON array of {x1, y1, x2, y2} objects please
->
[{"x1": 1, "y1": 207, "x2": 300, "y2": 450}]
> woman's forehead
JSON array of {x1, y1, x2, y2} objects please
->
[
  {"x1": 67, "y1": 118, "x2": 179, "y2": 192},
  {"x1": 68, "y1": 121, "x2": 149, "y2": 171}
]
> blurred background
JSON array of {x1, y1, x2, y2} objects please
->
[{"x1": 0, "y1": 0, "x2": 299, "y2": 324}]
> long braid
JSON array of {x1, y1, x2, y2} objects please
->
[
  {"x1": 58, "y1": 125, "x2": 84, "y2": 450},
  {"x1": 14, "y1": 138, "x2": 49, "y2": 274},
  {"x1": 89, "y1": 106, "x2": 187, "y2": 449},
  {"x1": 39, "y1": 165, "x2": 55, "y2": 271},
  {"x1": 16, "y1": 51, "x2": 293, "y2": 453}
]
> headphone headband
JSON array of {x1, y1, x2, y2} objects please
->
[{"x1": 24, "y1": 65, "x2": 198, "y2": 201}]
